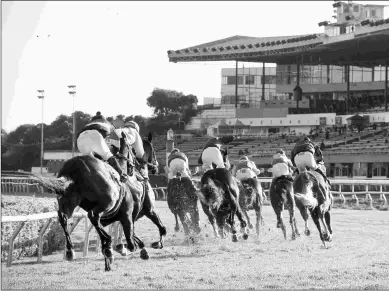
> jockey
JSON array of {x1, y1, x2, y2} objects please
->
[
  {"x1": 167, "y1": 148, "x2": 191, "y2": 179},
  {"x1": 232, "y1": 156, "x2": 261, "y2": 181},
  {"x1": 291, "y1": 137, "x2": 331, "y2": 185},
  {"x1": 109, "y1": 120, "x2": 146, "y2": 178},
  {"x1": 110, "y1": 120, "x2": 145, "y2": 161},
  {"x1": 77, "y1": 111, "x2": 128, "y2": 183},
  {"x1": 198, "y1": 136, "x2": 234, "y2": 171},
  {"x1": 270, "y1": 149, "x2": 295, "y2": 178}
]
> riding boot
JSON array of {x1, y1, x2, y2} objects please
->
[
  {"x1": 314, "y1": 168, "x2": 331, "y2": 187},
  {"x1": 107, "y1": 156, "x2": 128, "y2": 183}
]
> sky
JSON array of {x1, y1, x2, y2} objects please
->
[{"x1": 2, "y1": 1, "x2": 389, "y2": 132}]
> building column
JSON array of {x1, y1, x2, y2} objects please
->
[
  {"x1": 235, "y1": 60, "x2": 238, "y2": 108},
  {"x1": 346, "y1": 65, "x2": 350, "y2": 114},
  {"x1": 296, "y1": 63, "x2": 300, "y2": 113},
  {"x1": 385, "y1": 61, "x2": 388, "y2": 112},
  {"x1": 262, "y1": 62, "x2": 265, "y2": 101}
]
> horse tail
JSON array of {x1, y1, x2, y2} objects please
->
[
  {"x1": 199, "y1": 178, "x2": 224, "y2": 210},
  {"x1": 32, "y1": 175, "x2": 72, "y2": 196},
  {"x1": 294, "y1": 179, "x2": 318, "y2": 209}
]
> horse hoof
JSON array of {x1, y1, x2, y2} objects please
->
[
  {"x1": 248, "y1": 224, "x2": 254, "y2": 229},
  {"x1": 115, "y1": 244, "x2": 128, "y2": 256},
  {"x1": 305, "y1": 229, "x2": 311, "y2": 236},
  {"x1": 324, "y1": 233, "x2": 332, "y2": 242},
  {"x1": 65, "y1": 249, "x2": 75, "y2": 261},
  {"x1": 151, "y1": 241, "x2": 163, "y2": 249},
  {"x1": 291, "y1": 233, "x2": 296, "y2": 240},
  {"x1": 242, "y1": 233, "x2": 249, "y2": 240},
  {"x1": 232, "y1": 234, "x2": 238, "y2": 242},
  {"x1": 174, "y1": 226, "x2": 180, "y2": 232},
  {"x1": 194, "y1": 226, "x2": 202, "y2": 235},
  {"x1": 140, "y1": 249, "x2": 149, "y2": 260}
]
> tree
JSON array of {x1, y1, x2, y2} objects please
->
[
  {"x1": 146, "y1": 88, "x2": 200, "y2": 131},
  {"x1": 6, "y1": 124, "x2": 36, "y2": 144},
  {"x1": 116, "y1": 114, "x2": 125, "y2": 121}
]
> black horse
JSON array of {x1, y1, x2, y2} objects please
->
[
  {"x1": 36, "y1": 132, "x2": 163, "y2": 271},
  {"x1": 167, "y1": 173, "x2": 201, "y2": 236},
  {"x1": 198, "y1": 168, "x2": 248, "y2": 242},
  {"x1": 269, "y1": 175, "x2": 300, "y2": 240},
  {"x1": 293, "y1": 170, "x2": 333, "y2": 248},
  {"x1": 111, "y1": 133, "x2": 167, "y2": 257}
]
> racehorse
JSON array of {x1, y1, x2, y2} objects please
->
[
  {"x1": 112, "y1": 132, "x2": 167, "y2": 257},
  {"x1": 236, "y1": 177, "x2": 264, "y2": 238},
  {"x1": 35, "y1": 134, "x2": 138, "y2": 271},
  {"x1": 198, "y1": 168, "x2": 248, "y2": 242},
  {"x1": 167, "y1": 173, "x2": 201, "y2": 236},
  {"x1": 293, "y1": 170, "x2": 333, "y2": 248},
  {"x1": 269, "y1": 175, "x2": 300, "y2": 240}
]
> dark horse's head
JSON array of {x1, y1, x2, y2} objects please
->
[{"x1": 141, "y1": 132, "x2": 159, "y2": 175}]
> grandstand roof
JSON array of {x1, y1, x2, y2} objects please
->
[{"x1": 167, "y1": 22, "x2": 389, "y2": 67}]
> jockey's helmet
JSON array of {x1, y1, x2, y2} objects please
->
[
  {"x1": 239, "y1": 156, "x2": 249, "y2": 161},
  {"x1": 276, "y1": 149, "x2": 285, "y2": 155},
  {"x1": 90, "y1": 111, "x2": 110, "y2": 125},
  {"x1": 171, "y1": 148, "x2": 180, "y2": 154},
  {"x1": 220, "y1": 135, "x2": 234, "y2": 144},
  {"x1": 124, "y1": 120, "x2": 140, "y2": 133}
]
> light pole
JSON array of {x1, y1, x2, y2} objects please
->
[
  {"x1": 37, "y1": 90, "x2": 45, "y2": 174},
  {"x1": 68, "y1": 85, "x2": 76, "y2": 157}
]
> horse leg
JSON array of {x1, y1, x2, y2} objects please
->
[
  {"x1": 215, "y1": 215, "x2": 227, "y2": 239},
  {"x1": 296, "y1": 202, "x2": 310, "y2": 236},
  {"x1": 133, "y1": 234, "x2": 149, "y2": 260},
  {"x1": 324, "y1": 211, "x2": 333, "y2": 237},
  {"x1": 288, "y1": 206, "x2": 298, "y2": 240},
  {"x1": 310, "y1": 209, "x2": 327, "y2": 248},
  {"x1": 228, "y1": 212, "x2": 239, "y2": 242},
  {"x1": 244, "y1": 209, "x2": 253, "y2": 230},
  {"x1": 174, "y1": 213, "x2": 180, "y2": 232},
  {"x1": 143, "y1": 210, "x2": 167, "y2": 249},
  {"x1": 201, "y1": 202, "x2": 219, "y2": 238},
  {"x1": 178, "y1": 211, "x2": 191, "y2": 236},
  {"x1": 119, "y1": 213, "x2": 137, "y2": 255},
  {"x1": 319, "y1": 211, "x2": 332, "y2": 242},
  {"x1": 57, "y1": 211, "x2": 75, "y2": 261},
  {"x1": 88, "y1": 210, "x2": 114, "y2": 271},
  {"x1": 190, "y1": 204, "x2": 202, "y2": 235}
]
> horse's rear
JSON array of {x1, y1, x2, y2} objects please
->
[
  {"x1": 167, "y1": 174, "x2": 201, "y2": 236},
  {"x1": 236, "y1": 177, "x2": 263, "y2": 238},
  {"x1": 269, "y1": 175, "x2": 300, "y2": 240},
  {"x1": 293, "y1": 170, "x2": 333, "y2": 248},
  {"x1": 199, "y1": 168, "x2": 247, "y2": 242}
]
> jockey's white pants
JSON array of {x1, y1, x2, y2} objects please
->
[
  {"x1": 77, "y1": 130, "x2": 113, "y2": 161},
  {"x1": 235, "y1": 168, "x2": 256, "y2": 181},
  {"x1": 201, "y1": 147, "x2": 225, "y2": 171},
  {"x1": 168, "y1": 158, "x2": 191, "y2": 179},
  {"x1": 111, "y1": 127, "x2": 145, "y2": 159},
  {"x1": 294, "y1": 151, "x2": 318, "y2": 172},
  {"x1": 272, "y1": 163, "x2": 290, "y2": 178}
]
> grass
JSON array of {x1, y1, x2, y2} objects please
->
[{"x1": 2, "y1": 201, "x2": 389, "y2": 289}]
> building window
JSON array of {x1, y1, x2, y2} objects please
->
[
  {"x1": 371, "y1": 9, "x2": 376, "y2": 17},
  {"x1": 373, "y1": 162, "x2": 387, "y2": 177},
  {"x1": 245, "y1": 75, "x2": 255, "y2": 85},
  {"x1": 343, "y1": 5, "x2": 350, "y2": 13},
  {"x1": 353, "y1": 5, "x2": 359, "y2": 12},
  {"x1": 226, "y1": 76, "x2": 243, "y2": 85}
]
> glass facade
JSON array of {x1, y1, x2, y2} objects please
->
[{"x1": 276, "y1": 65, "x2": 388, "y2": 85}]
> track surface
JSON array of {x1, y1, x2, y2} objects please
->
[{"x1": 2, "y1": 201, "x2": 389, "y2": 289}]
